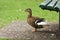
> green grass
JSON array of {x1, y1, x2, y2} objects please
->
[
  {"x1": 0, "y1": 0, "x2": 59, "y2": 29},
  {"x1": 0, "y1": 38, "x2": 29, "y2": 40},
  {"x1": 0, "y1": 38, "x2": 11, "y2": 40}
]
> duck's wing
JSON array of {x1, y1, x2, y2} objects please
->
[
  {"x1": 36, "y1": 20, "x2": 49, "y2": 26},
  {"x1": 34, "y1": 18, "x2": 50, "y2": 26}
]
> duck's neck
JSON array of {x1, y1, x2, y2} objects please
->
[{"x1": 28, "y1": 11, "x2": 32, "y2": 18}]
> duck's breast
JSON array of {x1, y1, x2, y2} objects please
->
[{"x1": 27, "y1": 17, "x2": 37, "y2": 27}]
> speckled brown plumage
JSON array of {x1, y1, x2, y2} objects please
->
[
  {"x1": 27, "y1": 16, "x2": 44, "y2": 28},
  {"x1": 24, "y1": 8, "x2": 46, "y2": 32}
]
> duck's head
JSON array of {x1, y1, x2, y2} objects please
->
[
  {"x1": 25, "y1": 8, "x2": 32, "y2": 12},
  {"x1": 24, "y1": 8, "x2": 32, "y2": 17}
]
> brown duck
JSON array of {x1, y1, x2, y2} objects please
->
[{"x1": 24, "y1": 8, "x2": 49, "y2": 32}]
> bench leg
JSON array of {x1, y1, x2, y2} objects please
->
[{"x1": 59, "y1": 12, "x2": 60, "y2": 30}]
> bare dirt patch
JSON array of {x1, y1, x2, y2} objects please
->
[{"x1": 0, "y1": 20, "x2": 60, "y2": 40}]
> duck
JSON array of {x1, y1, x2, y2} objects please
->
[{"x1": 24, "y1": 8, "x2": 50, "y2": 32}]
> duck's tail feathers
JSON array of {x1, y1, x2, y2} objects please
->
[{"x1": 37, "y1": 21, "x2": 50, "y2": 26}]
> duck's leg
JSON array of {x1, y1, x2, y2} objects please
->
[{"x1": 32, "y1": 28, "x2": 37, "y2": 32}]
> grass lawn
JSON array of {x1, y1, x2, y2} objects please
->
[
  {"x1": 0, "y1": 38, "x2": 11, "y2": 40},
  {"x1": 0, "y1": 0, "x2": 59, "y2": 28},
  {"x1": 0, "y1": 38, "x2": 26, "y2": 40}
]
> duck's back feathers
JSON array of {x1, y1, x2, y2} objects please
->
[{"x1": 27, "y1": 16, "x2": 45, "y2": 28}]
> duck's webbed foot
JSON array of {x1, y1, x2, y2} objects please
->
[{"x1": 32, "y1": 28, "x2": 37, "y2": 32}]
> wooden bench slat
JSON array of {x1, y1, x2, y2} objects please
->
[
  {"x1": 47, "y1": 0, "x2": 57, "y2": 10},
  {"x1": 54, "y1": 0, "x2": 60, "y2": 12},
  {"x1": 39, "y1": 0, "x2": 52, "y2": 9}
]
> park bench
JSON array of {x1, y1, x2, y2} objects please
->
[
  {"x1": 54, "y1": 0, "x2": 60, "y2": 12},
  {"x1": 39, "y1": 0, "x2": 60, "y2": 12},
  {"x1": 47, "y1": 0, "x2": 57, "y2": 10},
  {"x1": 39, "y1": 0, "x2": 52, "y2": 9}
]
